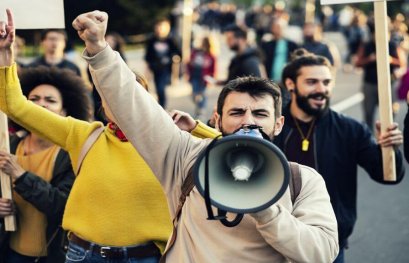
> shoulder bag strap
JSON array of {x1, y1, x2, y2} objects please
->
[
  {"x1": 159, "y1": 167, "x2": 195, "y2": 263},
  {"x1": 75, "y1": 126, "x2": 105, "y2": 175},
  {"x1": 289, "y1": 162, "x2": 302, "y2": 204}
]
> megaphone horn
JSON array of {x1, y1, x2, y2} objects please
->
[
  {"x1": 193, "y1": 133, "x2": 290, "y2": 227},
  {"x1": 226, "y1": 149, "x2": 264, "y2": 181}
]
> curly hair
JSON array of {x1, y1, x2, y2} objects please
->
[{"x1": 19, "y1": 66, "x2": 92, "y2": 121}]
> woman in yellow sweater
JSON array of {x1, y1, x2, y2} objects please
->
[
  {"x1": 0, "y1": 9, "x2": 171, "y2": 263},
  {"x1": 0, "y1": 66, "x2": 92, "y2": 263}
]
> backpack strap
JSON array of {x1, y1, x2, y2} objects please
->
[
  {"x1": 75, "y1": 126, "x2": 105, "y2": 175},
  {"x1": 289, "y1": 162, "x2": 302, "y2": 204},
  {"x1": 159, "y1": 167, "x2": 195, "y2": 263}
]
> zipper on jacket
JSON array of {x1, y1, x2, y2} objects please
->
[
  {"x1": 312, "y1": 131, "x2": 319, "y2": 170},
  {"x1": 283, "y1": 128, "x2": 293, "y2": 154}
]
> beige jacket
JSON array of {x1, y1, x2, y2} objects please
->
[{"x1": 85, "y1": 46, "x2": 339, "y2": 263}]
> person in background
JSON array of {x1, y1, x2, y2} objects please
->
[
  {"x1": 0, "y1": 65, "x2": 92, "y2": 263},
  {"x1": 260, "y1": 17, "x2": 298, "y2": 83},
  {"x1": 0, "y1": 9, "x2": 172, "y2": 263},
  {"x1": 27, "y1": 29, "x2": 81, "y2": 76},
  {"x1": 187, "y1": 36, "x2": 216, "y2": 119},
  {"x1": 221, "y1": 24, "x2": 263, "y2": 84},
  {"x1": 355, "y1": 23, "x2": 402, "y2": 131},
  {"x1": 301, "y1": 22, "x2": 334, "y2": 65},
  {"x1": 260, "y1": 17, "x2": 298, "y2": 108},
  {"x1": 145, "y1": 18, "x2": 181, "y2": 108},
  {"x1": 276, "y1": 49, "x2": 405, "y2": 263}
]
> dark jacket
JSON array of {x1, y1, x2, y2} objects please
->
[
  {"x1": 360, "y1": 41, "x2": 399, "y2": 85},
  {"x1": 274, "y1": 106, "x2": 405, "y2": 249},
  {"x1": 301, "y1": 41, "x2": 334, "y2": 65},
  {"x1": 144, "y1": 36, "x2": 181, "y2": 73},
  {"x1": 0, "y1": 135, "x2": 75, "y2": 263},
  {"x1": 27, "y1": 56, "x2": 81, "y2": 76},
  {"x1": 260, "y1": 39, "x2": 298, "y2": 79},
  {"x1": 227, "y1": 47, "x2": 262, "y2": 82}
]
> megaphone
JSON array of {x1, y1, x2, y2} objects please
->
[{"x1": 193, "y1": 127, "x2": 290, "y2": 227}]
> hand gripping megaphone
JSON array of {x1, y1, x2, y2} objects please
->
[{"x1": 193, "y1": 126, "x2": 290, "y2": 227}]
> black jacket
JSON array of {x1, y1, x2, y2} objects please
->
[
  {"x1": 144, "y1": 36, "x2": 181, "y2": 73},
  {"x1": 27, "y1": 56, "x2": 81, "y2": 77},
  {"x1": 260, "y1": 39, "x2": 298, "y2": 79},
  {"x1": 227, "y1": 47, "x2": 262, "y2": 82},
  {"x1": 301, "y1": 41, "x2": 334, "y2": 65},
  {"x1": 1, "y1": 135, "x2": 75, "y2": 263},
  {"x1": 274, "y1": 106, "x2": 405, "y2": 249}
]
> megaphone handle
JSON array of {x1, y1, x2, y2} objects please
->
[
  {"x1": 218, "y1": 209, "x2": 244, "y2": 227},
  {"x1": 204, "y1": 135, "x2": 222, "y2": 220}
]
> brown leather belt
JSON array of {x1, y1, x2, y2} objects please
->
[{"x1": 67, "y1": 232, "x2": 161, "y2": 259}]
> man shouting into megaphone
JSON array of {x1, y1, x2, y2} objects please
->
[{"x1": 63, "y1": 10, "x2": 338, "y2": 262}]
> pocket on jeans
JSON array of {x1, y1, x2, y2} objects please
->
[{"x1": 65, "y1": 243, "x2": 87, "y2": 262}]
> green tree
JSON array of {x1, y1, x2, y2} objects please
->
[{"x1": 63, "y1": 0, "x2": 177, "y2": 39}]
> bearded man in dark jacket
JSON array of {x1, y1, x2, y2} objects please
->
[{"x1": 274, "y1": 49, "x2": 405, "y2": 263}]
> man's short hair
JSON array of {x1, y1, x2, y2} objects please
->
[
  {"x1": 40, "y1": 29, "x2": 68, "y2": 42},
  {"x1": 223, "y1": 24, "x2": 247, "y2": 40},
  {"x1": 217, "y1": 76, "x2": 282, "y2": 118},
  {"x1": 282, "y1": 48, "x2": 332, "y2": 83}
]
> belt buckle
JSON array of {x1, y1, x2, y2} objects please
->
[{"x1": 100, "y1": 246, "x2": 111, "y2": 258}]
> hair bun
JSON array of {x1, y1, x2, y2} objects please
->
[{"x1": 290, "y1": 48, "x2": 312, "y2": 61}]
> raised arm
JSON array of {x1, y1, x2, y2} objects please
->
[
  {"x1": 0, "y1": 9, "x2": 15, "y2": 67},
  {"x1": 74, "y1": 11, "x2": 208, "y2": 208},
  {"x1": 0, "y1": 9, "x2": 96, "y2": 153}
]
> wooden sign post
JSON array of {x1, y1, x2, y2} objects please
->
[
  {"x1": 373, "y1": 1, "x2": 396, "y2": 181},
  {"x1": 0, "y1": 113, "x2": 15, "y2": 231},
  {"x1": 182, "y1": 0, "x2": 193, "y2": 65},
  {"x1": 321, "y1": 0, "x2": 396, "y2": 181}
]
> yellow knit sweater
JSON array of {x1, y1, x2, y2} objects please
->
[
  {"x1": 0, "y1": 64, "x2": 172, "y2": 246},
  {"x1": 191, "y1": 120, "x2": 221, "y2": 139}
]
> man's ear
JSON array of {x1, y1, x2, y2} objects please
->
[
  {"x1": 214, "y1": 112, "x2": 221, "y2": 131},
  {"x1": 284, "y1": 78, "x2": 295, "y2": 92},
  {"x1": 274, "y1": 116, "x2": 285, "y2": 136}
]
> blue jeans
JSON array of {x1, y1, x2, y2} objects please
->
[
  {"x1": 333, "y1": 248, "x2": 344, "y2": 263},
  {"x1": 65, "y1": 242, "x2": 160, "y2": 263},
  {"x1": 153, "y1": 70, "x2": 171, "y2": 108},
  {"x1": 190, "y1": 78, "x2": 207, "y2": 115},
  {"x1": 5, "y1": 247, "x2": 47, "y2": 263}
]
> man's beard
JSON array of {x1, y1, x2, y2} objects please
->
[
  {"x1": 294, "y1": 86, "x2": 330, "y2": 117},
  {"x1": 303, "y1": 35, "x2": 314, "y2": 42},
  {"x1": 229, "y1": 43, "x2": 239, "y2": 52}
]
